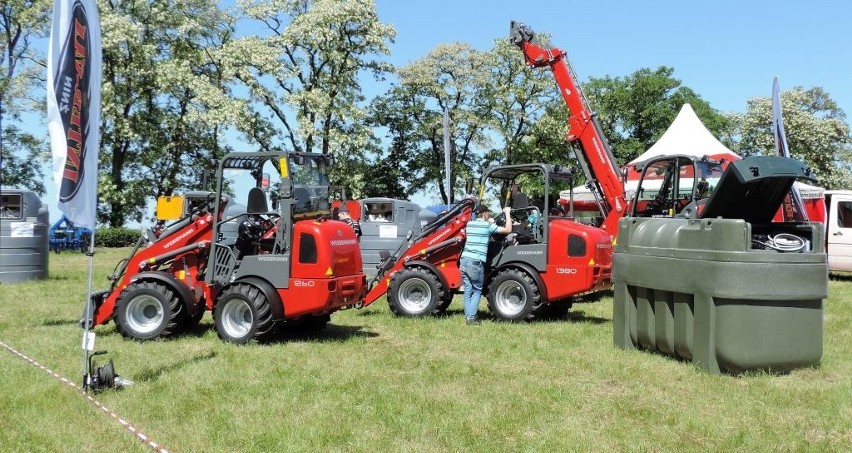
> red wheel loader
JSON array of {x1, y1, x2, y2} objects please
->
[
  {"x1": 360, "y1": 164, "x2": 613, "y2": 321},
  {"x1": 86, "y1": 151, "x2": 367, "y2": 343}
]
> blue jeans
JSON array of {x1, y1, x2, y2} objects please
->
[{"x1": 460, "y1": 257, "x2": 484, "y2": 320}]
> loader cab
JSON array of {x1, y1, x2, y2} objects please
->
[
  {"x1": 479, "y1": 163, "x2": 574, "y2": 250},
  {"x1": 287, "y1": 153, "x2": 334, "y2": 220},
  {"x1": 630, "y1": 155, "x2": 724, "y2": 219},
  {"x1": 206, "y1": 151, "x2": 342, "y2": 287}
]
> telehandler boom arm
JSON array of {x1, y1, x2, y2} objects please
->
[{"x1": 511, "y1": 21, "x2": 628, "y2": 235}]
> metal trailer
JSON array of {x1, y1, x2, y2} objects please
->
[
  {"x1": 48, "y1": 215, "x2": 92, "y2": 253},
  {"x1": 356, "y1": 198, "x2": 432, "y2": 279}
]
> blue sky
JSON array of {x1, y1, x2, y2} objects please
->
[
  {"x1": 36, "y1": 0, "x2": 852, "y2": 223},
  {"x1": 374, "y1": 0, "x2": 851, "y2": 115}
]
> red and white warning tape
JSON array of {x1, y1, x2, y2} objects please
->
[{"x1": 0, "y1": 339, "x2": 169, "y2": 453}]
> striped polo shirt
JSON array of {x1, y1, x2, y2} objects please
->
[{"x1": 461, "y1": 219, "x2": 498, "y2": 262}]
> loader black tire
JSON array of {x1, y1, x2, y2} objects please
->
[
  {"x1": 213, "y1": 283, "x2": 274, "y2": 344},
  {"x1": 435, "y1": 294, "x2": 454, "y2": 315},
  {"x1": 387, "y1": 267, "x2": 445, "y2": 317},
  {"x1": 486, "y1": 269, "x2": 545, "y2": 322},
  {"x1": 114, "y1": 281, "x2": 182, "y2": 340}
]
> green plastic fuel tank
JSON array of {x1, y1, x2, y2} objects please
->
[{"x1": 613, "y1": 156, "x2": 828, "y2": 374}]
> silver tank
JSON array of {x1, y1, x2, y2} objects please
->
[{"x1": 1, "y1": 189, "x2": 50, "y2": 283}]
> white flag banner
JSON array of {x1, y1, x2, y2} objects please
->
[
  {"x1": 772, "y1": 76, "x2": 808, "y2": 222},
  {"x1": 47, "y1": 0, "x2": 102, "y2": 230}
]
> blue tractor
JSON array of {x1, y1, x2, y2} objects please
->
[{"x1": 48, "y1": 215, "x2": 92, "y2": 253}]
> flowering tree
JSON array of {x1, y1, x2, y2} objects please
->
[
  {"x1": 730, "y1": 87, "x2": 852, "y2": 190},
  {"x1": 228, "y1": 0, "x2": 395, "y2": 190},
  {"x1": 0, "y1": 0, "x2": 51, "y2": 194}
]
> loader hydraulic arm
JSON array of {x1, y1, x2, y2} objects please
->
[
  {"x1": 360, "y1": 197, "x2": 477, "y2": 307},
  {"x1": 510, "y1": 21, "x2": 627, "y2": 235}
]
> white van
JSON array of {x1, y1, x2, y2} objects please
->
[{"x1": 825, "y1": 190, "x2": 852, "y2": 272}]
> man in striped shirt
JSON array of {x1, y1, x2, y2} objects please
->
[
  {"x1": 336, "y1": 207, "x2": 362, "y2": 239},
  {"x1": 460, "y1": 205, "x2": 513, "y2": 325}
]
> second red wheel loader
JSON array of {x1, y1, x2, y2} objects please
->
[{"x1": 360, "y1": 164, "x2": 613, "y2": 321}]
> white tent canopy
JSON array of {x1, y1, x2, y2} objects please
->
[
  {"x1": 560, "y1": 103, "x2": 827, "y2": 223},
  {"x1": 627, "y1": 103, "x2": 740, "y2": 170}
]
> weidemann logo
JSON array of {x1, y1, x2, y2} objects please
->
[
  {"x1": 258, "y1": 256, "x2": 288, "y2": 262},
  {"x1": 164, "y1": 228, "x2": 195, "y2": 249},
  {"x1": 427, "y1": 226, "x2": 453, "y2": 246},
  {"x1": 330, "y1": 239, "x2": 357, "y2": 247}
]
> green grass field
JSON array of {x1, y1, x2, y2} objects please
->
[{"x1": 1, "y1": 248, "x2": 851, "y2": 452}]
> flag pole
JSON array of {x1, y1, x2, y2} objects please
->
[
  {"x1": 443, "y1": 107, "x2": 452, "y2": 204},
  {"x1": 46, "y1": 0, "x2": 106, "y2": 390},
  {"x1": 81, "y1": 230, "x2": 96, "y2": 388},
  {"x1": 772, "y1": 76, "x2": 809, "y2": 222}
]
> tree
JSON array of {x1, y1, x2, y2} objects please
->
[
  {"x1": 371, "y1": 33, "x2": 586, "y2": 203},
  {"x1": 730, "y1": 86, "x2": 852, "y2": 190},
  {"x1": 358, "y1": 135, "x2": 407, "y2": 199},
  {"x1": 584, "y1": 66, "x2": 732, "y2": 165},
  {"x1": 0, "y1": 126, "x2": 45, "y2": 194},
  {"x1": 98, "y1": 0, "x2": 251, "y2": 226},
  {"x1": 229, "y1": 0, "x2": 395, "y2": 191},
  {"x1": 481, "y1": 37, "x2": 564, "y2": 168},
  {"x1": 0, "y1": 0, "x2": 51, "y2": 194},
  {"x1": 374, "y1": 37, "x2": 582, "y2": 204},
  {"x1": 371, "y1": 43, "x2": 493, "y2": 204}
]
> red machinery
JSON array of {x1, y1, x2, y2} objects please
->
[
  {"x1": 87, "y1": 151, "x2": 367, "y2": 343},
  {"x1": 355, "y1": 22, "x2": 642, "y2": 321},
  {"x1": 510, "y1": 21, "x2": 628, "y2": 236},
  {"x1": 362, "y1": 164, "x2": 613, "y2": 321},
  {"x1": 361, "y1": 22, "x2": 734, "y2": 321}
]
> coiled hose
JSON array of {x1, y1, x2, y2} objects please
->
[{"x1": 752, "y1": 233, "x2": 808, "y2": 252}]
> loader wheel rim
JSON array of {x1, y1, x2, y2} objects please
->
[
  {"x1": 125, "y1": 295, "x2": 165, "y2": 335},
  {"x1": 398, "y1": 278, "x2": 432, "y2": 312},
  {"x1": 221, "y1": 299, "x2": 253, "y2": 339},
  {"x1": 494, "y1": 280, "x2": 526, "y2": 316}
]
